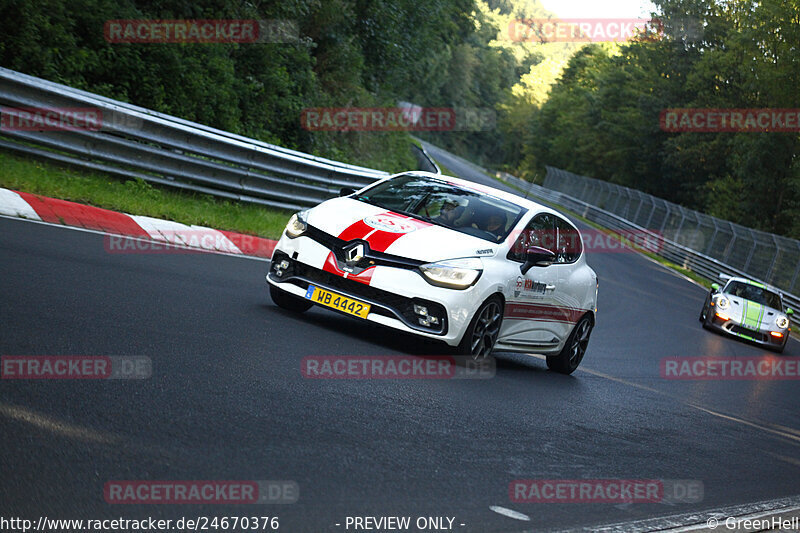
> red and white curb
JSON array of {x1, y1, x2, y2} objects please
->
[{"x1": 0, "y1": 188, "x2": 277, "y2": 259}]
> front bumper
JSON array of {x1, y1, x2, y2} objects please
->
[
  {"x1": 269, "y1": 249, "x2": 449, "y2": 335},
  {"x1": 707, "y1": 313, "x2": 788, "y2": 348}
]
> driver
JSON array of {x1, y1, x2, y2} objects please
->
[{"x1": 483, "y1": 211, "x2": 506, "y2": 234}]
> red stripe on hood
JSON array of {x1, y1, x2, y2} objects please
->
[
  {"x1": 336, "y1": 212, "x2": 431, "y2": 253},
  {"x1": 338, "y1": 220, "x2": 373, "y2": 242}
]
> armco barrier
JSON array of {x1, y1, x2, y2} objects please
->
[
  {"x1": 0, "y1": 68, "x2": 389, "y2": 211},
  {"x1": 495, "y1": 169, "x2": 800, "y2": 329},
  {"x1": 1, "y1": 66, "x2": 794, "y2": 328}
]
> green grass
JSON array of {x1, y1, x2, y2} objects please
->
[
  {"x1": 0, "y1": 150, "x2": 292, "y2": 239},
  {"x1": 491, "y1": 174, "x2": 714, "y2": 289},
  {"x1": 409, "y1": 137, "x2": 455, "y2": 176},
  {"x1": 433, "y1": 158, "x2": 456, "y2": 177}
]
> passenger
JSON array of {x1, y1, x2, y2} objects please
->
[{"x1": 434, "y1": 200, "x2": 464, "y2": 227}]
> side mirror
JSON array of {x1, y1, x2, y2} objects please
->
[
  {"x1": 339, "y1": 187, "x2": 357, "y2": 197},
  {"x1": 521, "y1": 246, "x2": 556, "y2": 275},
  {"x1": 787, "y1": 308, "x2": 794, "y2": 316},
  {"x1": 710, "y1": 283, "x2": 720, "y2": 292}
]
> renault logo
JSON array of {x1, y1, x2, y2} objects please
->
[{"x1": 345, "y1": 243, "x2": 365, "y2": 264}]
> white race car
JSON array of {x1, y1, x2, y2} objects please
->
[{"x1": 267, "y1": 171, "x2": 598, "y2": 374}]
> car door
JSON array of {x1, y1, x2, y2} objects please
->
[
  {"x1": 499, "y1": 213, "x2": 568, "y2": 349},
  {"x1": 550, "y1": 214, "x2": 587, "y2": 332}
]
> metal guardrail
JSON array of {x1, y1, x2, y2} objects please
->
[
  {"x1": 1, "y1": 66, "x2": 794, "y2": 325},
  {"x1": 0, "y1": 67, "x2": 389, "y2": 211},
  {"x1": 495, "y1": 169, "x2": 800, "y2": 329}
]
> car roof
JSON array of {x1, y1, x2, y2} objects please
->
[{"x1": 391, "y1": 171, "x2": 563, "y2": 219}]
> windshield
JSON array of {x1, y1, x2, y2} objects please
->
[
  {"x1": 724, "y1": 281, "x2": 782, "y2": 309},
  {"x1": 356, "y1": 175, "x2": 525, "y2": 243}
]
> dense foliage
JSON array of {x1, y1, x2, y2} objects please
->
[
  {"x1": 500, "y1": 0, "x2": 800, "y2": 238},
  {"x1": 1, "y1": 0, "x2": 797, "y2": 237},
  {"x1": 0, "y1": 0, "x2": 475, "y2": 171}
]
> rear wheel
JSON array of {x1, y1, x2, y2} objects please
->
[
  {"x1": 547, "y1": 314, "x2": 593, "y2": 375},
  {"x1": 457, "y1": 297, "x2": 503, "y2": 359},
  {"x1": 270, "y1": 284, "x2": 313, "y2": 313}
]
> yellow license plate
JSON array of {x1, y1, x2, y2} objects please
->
[{"x1": 304, "y1": 285, "x2": 371, "y2": 319}]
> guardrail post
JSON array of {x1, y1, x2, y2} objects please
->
[
  {"x1": 742, "y1": 229, "x2": 759, "y2": 272},
  {"x1": 790, "y1": 242, "x2": 800, "y2": 294},
  {"x1": 705, "y1": 219, "x2": 719, "y2": 256},
  {"x1": 632, "y1": 191, "x2": 645, "y2": 223},
  {"x1": 764, "y1": 235, "x2": 778, "y2": 282},
  {"x1": 660, "y1": 202, "x2": 671, "y2": 231},
  {"x1": 643, "y1": 197, "x2": 656, "y2": 229}
]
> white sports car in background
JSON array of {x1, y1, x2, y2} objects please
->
[
  {"x1": 267, "y1": 171, "x2": 598, "y2": 374},
  {"x1": 700, "y1": 274, "x2": 793, "y2": 353}
]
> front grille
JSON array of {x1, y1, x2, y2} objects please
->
[
  {"x1": 270, "y1": 254, "x2": 447, "y2": 335},
  {"x1": 728, "y1": 323, "x2": 768, "y2": 343},
  {"x1": 305, "y1": 224, "x2": 425, "y2": 271}
]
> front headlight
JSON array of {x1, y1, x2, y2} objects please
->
[
  {"x1": 419, "y1": 258, "x2": 483, "y2": 289},
  {"x1": 285, "y1": 212, "x2": 307, "y2": 238},
  {"x1": 776, "y1": 315, "x2": 790, "y2": 329},
  {"x1": 716, "y1": 296, "x2": 730, "y2": 310}
]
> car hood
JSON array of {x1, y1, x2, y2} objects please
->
[
  {"x1": 719, "y1": 293, "x2": 783, "y2": 330},
  {"x1": 305, "y1": 197, "x2": 500, "y2": 262}
]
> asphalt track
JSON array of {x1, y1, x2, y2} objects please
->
[{"x1": 1, "y1": 143, "x2": 799, "y2": 532}]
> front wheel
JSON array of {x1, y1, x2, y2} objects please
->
[
  {"x1": 270, "y1": 284, "x2": 313, "y2": 313},
  {"x1": 457, "y1": 297, "x2": 504, "y2": 359},
  {"x1": 700, "y1": 304, "x2": 712, "y2": 330},
  {"x1": 547, "y1": 314, "x2": 593, "y2": 375}
]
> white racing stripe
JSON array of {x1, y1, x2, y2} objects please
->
[
  {"x1": 129, "y1": 215, "x2": 241, "y2": 254},
  {"x1": 0, "y1": 188, "x2": 41, "y2": 220},
  {"x1": 489, "y1": 505, "x2": 531, "y2": 521}
]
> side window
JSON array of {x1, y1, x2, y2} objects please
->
[
  {"x1": 508, "y1": 213, "x2": 555, "y2": 262},
  {"x1": 555, "y1": 216, "x2": 581, "y2": 263}
]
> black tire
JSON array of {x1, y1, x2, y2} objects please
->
[
  {"x1": 699, "y1": 304, "x2": 709, "y2": 328},
  {"x1": 270, "y1": 284, "x2": 313, "y2": 313},
  {"x1": 773, "y1": 339, "x2": 787, "y2": 354},
  {"x1": 700, "y1": 304, "x2": 713, "y2": 330},
  {"x1": 547, "y1": 314, "x2": 593, "y2": 375},
  {"x1": 456, "y1": 296, "x2": 504, "y2": 359}
]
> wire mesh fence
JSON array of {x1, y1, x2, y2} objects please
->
[{"x1": 544, "y1": 166, "x2": 800, "y2": 296}]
